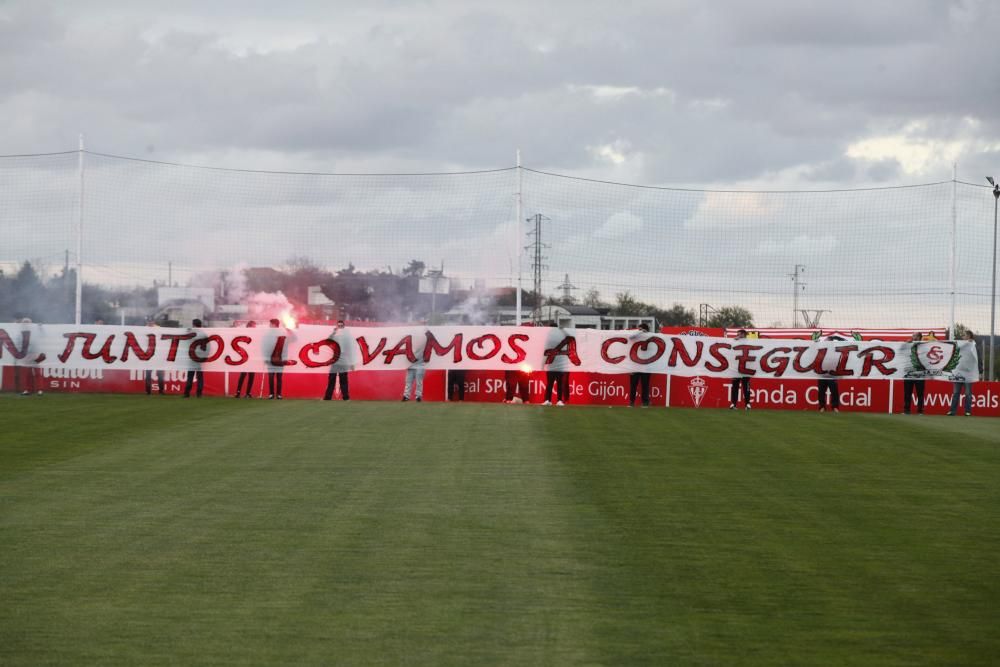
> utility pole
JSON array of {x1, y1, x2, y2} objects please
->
[
  {"x1": 515, "y1": 149, "x2": 523, "y2": 325},
  {"x1": 526, "y1": 213, "x2": 549, "y2": 323},
  {"x1": 556, "y1": 273, "x2": 577, "y2": 302},
  {"x1": 788, "y1": 264, "x2": 806, "y2": 327},
  {"x1": 699, "y1": 303, "x2": 717, "y2": 327}
]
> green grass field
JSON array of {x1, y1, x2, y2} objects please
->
[{"x1": 2, "y1": 395, "x2": 998, "y2": 666}]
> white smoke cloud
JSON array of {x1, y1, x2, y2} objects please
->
[
  {"x1": 448, "y1": 291, "x2": 496, "y2": 325},
  {"x1": 246, "y1": 290, "x2": 295, "y2": 324},
  {"x1": 223, "y1": 263, "x2": 249, "y2": 304}
]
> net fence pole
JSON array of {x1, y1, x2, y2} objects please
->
[
  {"x1": 991, "y1": 190, "x2": 998, "y2": 381},
  {"x1": 75, "y1": 134, "x2": 84, "y2": 325},
  {"x1": 949, "y1": 163, "x2": 956, "y2": 338},
  {"x1": 516, "y1": 148, "x2": 523, "y2": 325}
]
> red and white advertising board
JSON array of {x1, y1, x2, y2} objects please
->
[
  {"x1": 666, "y1": 374, "x2": 1000, "y2": 416},
  {"x1": 6, "y1": 366, "x2": 998, "y2": 417}
]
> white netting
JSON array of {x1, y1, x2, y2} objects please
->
[{"x1": 1, "y1": 151, "x2": 996, "y2": 331}]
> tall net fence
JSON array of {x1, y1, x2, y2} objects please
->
[
  {"x1": 1, "y1": 150, "x2": 996, "y2": 332},
  {"x1": 523, "y1": 169, "x2": 995, "y2": 331}
]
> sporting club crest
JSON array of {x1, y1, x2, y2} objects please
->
[
  {"x1": 688, "y1": 376, "x2": 707, "y2": 407},
  {"x1": 907, "y1": 342, "x2": 959, "y2": 378}
]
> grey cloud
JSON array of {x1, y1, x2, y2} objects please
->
[
  {"x1": 864, "y1": 158, "x2": 904, "y2": 183},
  {"x1": 0, "y1": 0, "x2": 998, "y2": 189},
  {"x1": 720, "y1": 0, "x2": 950, "y2": 47}
]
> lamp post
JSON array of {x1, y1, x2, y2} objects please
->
[{"x1": 989, "y1": 177, "x2": 1000, "y2": 381}]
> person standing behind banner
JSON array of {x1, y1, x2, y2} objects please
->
[
  {"x1": 234, "y1": 320, "x2": 258, "y2": 398},
  {"x1": 729, "y1": 328, "x2": 752, "y2": 410},
  {"x1": 504, "y1": 368, "x2": 530, "y2": 404},
  {"x1": 542, "y1": 322, "x2": 571, "y2": 406},
  {"x1": 266, "y1": 318, "x2": 286, "y2": 400},
  {"x1": 16, "y1": 318, "x2": 42, "y2": 396},
  {"x1": 628, "y1": 323, "x2": 652, "y2": 407},
  {"x1": 323, "y1": 320, "x2": 352, "y2": 401},
  {"x1": 903, "y1": 331, "x2": 926, "y2": 415},
  {"x1": 817, "y1": 334, "x2": 846, "y2": 413},
  {"x1": 183, "y1": 318, "x2": 205, "y2": 398},
  {"x1": 949, "y1": 330, "x2": 981, "y2": 416},
  {"x1": 447, "y1": 369, "x2": 467, "y2": 401},
  {"x1": 402, "y1": 330, "x2": 426, "y2": 402},
  {"x1": 144, "y1": 318, "x2": 165, "y2": 395}
]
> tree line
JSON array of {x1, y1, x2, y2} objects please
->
[
  {"x1": 0, "y1": 257, "x2": 756, "y2": 329},
  {"x1": 0, "y1": 262, "x2": 156, "y2": 324}
]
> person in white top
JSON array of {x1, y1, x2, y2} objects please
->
[
  {"x1": 323, "y1": 320, "x2": 352, "y2": 401},
  {"x1": 542, "y1": 323, "x2": 571, "y2": 406}
]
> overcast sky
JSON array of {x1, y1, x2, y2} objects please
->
[
  {"x1": 2, "y1": 0, "x2": 999, "y2": 186},
  {"x1": 3, "y1": 0, "x2": 1000, "y2": 330}
]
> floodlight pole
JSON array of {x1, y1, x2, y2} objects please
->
[
  {"x1": 75, "y1": 134, "x2": 84, "y2": 325},
  {"x1": 515, "y1": 149, "x2": 523, "y2": 325},
  {"x1": 989, "y1": 178, "x2": 999, "y2": 381}
]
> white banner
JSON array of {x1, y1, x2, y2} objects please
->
[{"x1": 0, "y1": 323, "x2": 980, "y2": 382}]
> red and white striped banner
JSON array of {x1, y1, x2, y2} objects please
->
[{"x1": 723, "y1": 327, "x2": 948, "y2": 341}]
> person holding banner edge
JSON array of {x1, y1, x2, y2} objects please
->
[{"x1": 948, "y1": 330, "x2": 980, "y2": 416}]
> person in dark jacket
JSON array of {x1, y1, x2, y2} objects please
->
[
  {"x1": 628, "y1": 323, "x2": 652, "y2": 407},
  {"x1": 447, "y1": 369, "x2": 467, "y2": 401},
  {"x1": 729, "y1": 329, "x2": 752, "y2": 410},
  {"x1": 817, "y1": 334, "x2": 846, "y2": 413},
  {"x1": 267, "y1": 318, "x2": 285, "y2": 400},
  {"x1": 183, "y1": 318, "x2": 205, "y2": 398},
  {"x1": 903, "y1": 331, "x2": 926, "y2": 414},
  {"x1": 234, "y1": 320, "x2": 257, "y2": 398}
]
